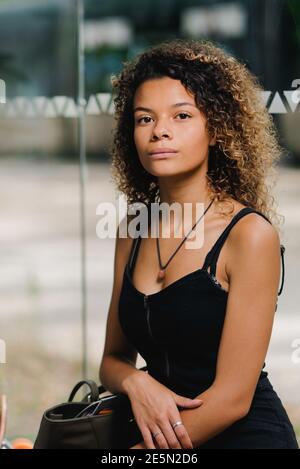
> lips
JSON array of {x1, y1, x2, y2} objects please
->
[{"x1": 149, "y1": 148, "x2": 178, "y2": 155}]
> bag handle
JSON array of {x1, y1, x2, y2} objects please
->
[
  {"x1": 68, "y1": 365, "x2": 149, "y2": 403},
  {"x1": 68, "y1": 380, "x2": 99, "y2": 403}
]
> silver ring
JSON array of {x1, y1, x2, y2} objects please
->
[
  {"x1": 172, "y1": 421, "x2": 183, "y2": 429},
  {"x1": 153, "y1": 431, "x2": 163, "y2": 438}
]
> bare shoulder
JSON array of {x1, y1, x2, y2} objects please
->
[
  {"x1": 230, "y1": 210, "x2": 280, "y2": 248},
  {"x1": 226, "y1": 206, "x2": 281, "y2": 277},
  {"x1": 213, "y1": 198, "x2": 279, "y2": 247}
]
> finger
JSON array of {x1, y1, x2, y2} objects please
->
[
  {"x1": 151, "y1": 426, "x2": 169, "y2": 449},
  {"x1": 140, "y1": 426, "x2": 156, "y2": 449},
  {"x1": 175, "y1": 396, "x2": 203, "y2": 409},
  {"x1": 169, "y1": 415, "x2": 193, "y2": 449},
  {"x1": 173, "y1": 423, "x2": 193, "y2": 449},
  {"x1": 160, "y1": 422, "x2": 182, "y2": 449}
]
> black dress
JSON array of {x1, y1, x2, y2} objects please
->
[{"x1": 118, "y1": 207, "x2": 299, "y2": 449}]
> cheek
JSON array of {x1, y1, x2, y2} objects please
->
[
  {"x1": 133, "y1": 127, "x2": 145, "y2": 151},
  {"x1": 182, "y1": 125, "x2": 209, "y2": 150},
  {"x1": 133, "y1": 130, "x2": 148, "y2": 166}
]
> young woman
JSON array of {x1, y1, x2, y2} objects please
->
[{"x1": 99, "y1": 39, "x2": 299, "y2": 449}]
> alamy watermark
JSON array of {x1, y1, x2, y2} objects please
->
[
  {"x1": 0, "y1": 339, "x2": 6, "y2": 364},
  {"x1": 0, "y1": 79, "x2": 6, "y2": 104},
  {"x1": 96, "y1": 199, "x2": 207, "y2": 249},
  {"x1": 291, "y1": 338, "x2": 300, "y2": 365}
]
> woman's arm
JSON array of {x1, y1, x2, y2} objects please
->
[
  {"x1": 99, "y1": 217, "x2": 145, "y2": 394},
  {"x1": 132, "y1": 213, "x2": 281, "y2": 449}
]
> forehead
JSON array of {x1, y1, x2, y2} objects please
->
[{"x1": 133, "y1": 77, "x2": 195, "y2": 105}]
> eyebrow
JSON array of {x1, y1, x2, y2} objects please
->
[{"x1": 133, "y1": 102, "x2": 197, "y2": 113}]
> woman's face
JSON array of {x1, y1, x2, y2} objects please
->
[{"x1": 133, "y1": 76, "x2": 214, "y2": 178}]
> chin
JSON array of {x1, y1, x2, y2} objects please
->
[
  {"x1": 146, "y1": 166, "x2": 182, "y2": 178},
  {"x1": 140, "y1": 155, "x2": 181, "y2": 175}
]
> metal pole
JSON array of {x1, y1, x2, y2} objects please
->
[{"x1": 76, "y1": 0, "x2": 87, "y2": 381}]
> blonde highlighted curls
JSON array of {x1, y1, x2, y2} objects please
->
[{"x1": 109, "y1": 38, "x2": 284, "y2": 231}]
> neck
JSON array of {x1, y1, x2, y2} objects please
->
[
  {"x1": 156, "y1": 165, "x2": 214, "y2": 235},
  {"x1": 159, "y1": 167, "x2": 212, "y2": 207}
]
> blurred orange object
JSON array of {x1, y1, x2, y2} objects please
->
[
  {"x1": 97, "y1": 409, "x2": 113, "y2": 416},
  {"x1": 11, "y1": 438, "x2": 33, "y2": 449}
]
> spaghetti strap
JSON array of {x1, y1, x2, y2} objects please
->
[
  {"x1": 202, "y1": 207, "x2": 285, "y2": 297},
  {"x1": 201, "y1": 208, "x2": 261, "y2": 274},
  {"x1": 127, "y1": 235, "x2": 141, "y2": 276},
  {"x1": 127, "y1": 205, "x2": 152, "y2": 276},
  {"x1": 278, "y1": 244, "x2": 285, "y2": 296}
]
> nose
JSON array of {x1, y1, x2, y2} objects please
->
[
  {"x1": 152, "y1": 128, "x2": 172, "y2": 140},
  {"x1": 151, "y1": 119, "x2": 172, "y2": 140}
]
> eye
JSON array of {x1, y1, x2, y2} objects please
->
[
  {"x1": 176, "y1": 113, "x2": 192, "y2": 120},
  {"x1": 136, "y1": 113, "x2": 191, "y2": 124},
  {"x1": 136, "y1": 116, "x2": 152, "y2": 124}
]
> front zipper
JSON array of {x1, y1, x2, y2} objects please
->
[
  {"x1": 144, "y1": 295, "x2": 155, "y2": 342},
  {"x1": 143, "y1": 294, "x2": 170, "y2": 379}
]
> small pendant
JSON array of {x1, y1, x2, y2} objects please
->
[{"x1": 157, "y1": 269, "x2": 165, "y2": 280}]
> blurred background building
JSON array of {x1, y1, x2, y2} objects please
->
[{"x1": 0, "y1": 0, "x2": 299, "y2": 443}]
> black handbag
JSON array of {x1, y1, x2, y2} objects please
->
[{"x1": 33, "y1": 367, "x2": 146, "y2": 449}]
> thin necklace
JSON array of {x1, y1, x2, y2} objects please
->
[{"x1": 156, "y1": 198, "x2": 215, "y2": 281}]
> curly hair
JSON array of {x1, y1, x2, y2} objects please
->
[{"x1": 109, "y1": 38, "x2": 284, "y2": 231}]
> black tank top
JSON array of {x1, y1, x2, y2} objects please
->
[{"x1": 118, "y1": 207, "x2": 285, "y2": 398}]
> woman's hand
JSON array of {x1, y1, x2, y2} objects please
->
[{"x1": 124, "y1": 372, "x2": 203, "y2": 449}]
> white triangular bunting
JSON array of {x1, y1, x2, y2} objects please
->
[
  {"x1": 260, "y1": 91, "x2": 271, "y2": 108},
  {"x1": 12, "y1": 97, "x2": 29, "y2": 116},
  {"x1": 63, "y1": 98, "x2": 78, "y2": 117},
  {"x1": 96, "y1": 93, "x2": 112, "y2": 113},
  {"x1": 52, "y1": 96, "x2": 68, "y2": 115},
  {"x1": 5, "y1": 100, "x2": 18, "y2": 118},
  {"x1": 86, "y1": 94, "x2": 100, "y2": 115},
  {"x1": 268, "y1": 92, "x2": 287, "y2": 114},
  {"x1": 24, "y1": 100, "x2": 36, "y2": 118},
  {"x1": 33, "y1": 97, "x2": 48, "y2": 116},
  {"x1": 43, "y1": 99, "x2": 57, "y2": 118}
]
